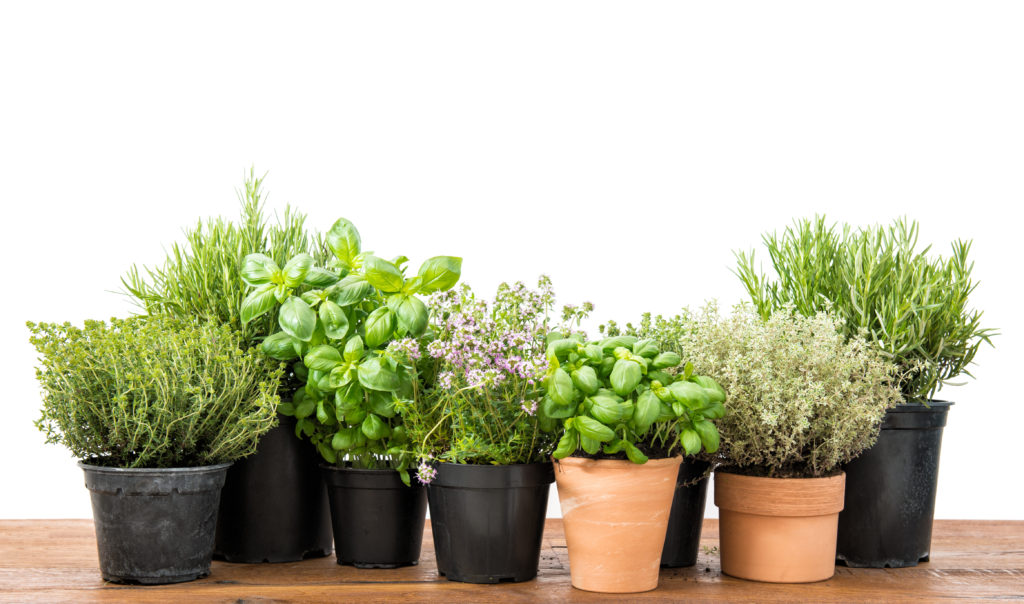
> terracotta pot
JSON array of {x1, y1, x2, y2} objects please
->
[
  {"x1": 715, "y1": 470, "x2": 845, "y2": 583},
  {"x1": 554, "y1": 456, "x2": 681, "y2": 593}
]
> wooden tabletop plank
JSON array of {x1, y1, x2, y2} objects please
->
[{"x1": 1, "y1": 519, "x2": 1022, "y2": 603}]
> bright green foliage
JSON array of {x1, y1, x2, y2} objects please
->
[
  {"x1": 121, "y1": 169, "x2": 324, "y2": 348},
  {"x1": 735, "y1": 216, "x2": 995, "y2": 402},
  {"x1": 617, "y1": 303, "x2": 902, "y2": 477},
  {"x1": 28, "y1": 316, "x2": 281, "y2": 468},
  {"x1": 543, "y1": 331, "x2": 725, "y2": 464},
  {"x1": 241, "y1": 217, "x2": 462, "y2": 485}
]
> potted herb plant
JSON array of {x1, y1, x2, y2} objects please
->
[
  {"x1": 122, "y1": 171, "x2": 334, "y2": 564},
  {"x1": 600, "y1": 313, "x2": 714, "y2": 569},
  {"x1": 541, "y1": 330, "x2": 724, "y2": 593},
  {"x1": 241, "y1": 216, "x2": 462, "y2": 568},
  {"x1": 673, "y1": 304, "x2": 901, "y2": 583},
  {"x1": 28, "y1": 316, "x2": 280, "y2": 584},
  {"x1": 736, "y1": 217, "x2": 995, "y2": 568},
  {"x1": 401, "y1": 277, "x2": 583, "y2": 584}
]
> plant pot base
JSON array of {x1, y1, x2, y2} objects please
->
[{"x1": 103, "y1": 571, "x2": 210, "y2": 585}]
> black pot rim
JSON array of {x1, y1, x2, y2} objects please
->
[
  {"x1": 78, "y1": 460, "x2": 233, "y2": 474},
  {"x1": 320, "y1": 464, "x2": 417, "y2": 490},
  {"x1": 891, "y1": 400, "x2": 954, "y2": 412},
  {"x1": 430, "y1": 461, "x2": 554, "y2": 489}
]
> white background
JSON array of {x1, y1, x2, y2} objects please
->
[{"x1": 1, "y1": 1, "x2": 1020, "y2": 520}]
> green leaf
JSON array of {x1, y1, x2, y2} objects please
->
[
  {"x1": 633, "y1": 390, "x2": 661, "y2": 432},
  {"x1": 548, "y1": 368, "x2": 576, "y2": 406},
  {"x1": 316, "y1": 399, "x2": 330, "y2": 424},
  {"x1": 693, "y1": 419, "x2": 720, "y2": 453},
  {"x1": 681, "y1": 429, "x2": 701, "y2": 455},
  {"x1": 328, "y1": 274, "x2": 373, "y2": 306},
  {"x1": 240, "y1": 253, "x2": 280, "y2": 286},
  {"x1": 363, "y1": 255, "x2": 405, "y2": 293},
  {"x1": 361, "y1": 413, "x2": 389, "y2": 440},
  {"x1": 623, "y1": 441, "x2": 649, "y2": 464},
  {"x1": 651, "y1": 351, "x2": 682, "y2": 370},
  {"x1": 295, "y1": 398, "x2": 316, "y2": 419},
  {"x1": 669, "y1": 381, "x2": 711, "y2": 407},
  {"x1": 571, "y1": 366, "x2": 600, "y2": 395},
  {"x1": 305, "y1": 267, "x2": 341, "y2": 288},
  {"x1": 364, "y1": 307, "x2": 396, "y2": 348},
  {"x1": 602, "y1": 438, "x2": 626, "y2": 455},
  {"x1": 553, "y1": 429, "x2": 578, "y2": 458},
  {"x1": 332, "y1": 427, "x2": 360, "y2": 450},
  {"x1": 399, "y1": 469, "x2": 411, "y2": 487},
  {"x1": 282, "y1": 253, "x2": 314, "y2": 288},
  {"x1": 601, "y1": 335, "x2": 637, "y2": 351},
  {"x1": 335, "y1": 382, "x2": 363, "y2": 411},
  {"x1": 402, "y1": 276, "x2": 423, "y2": 294},
  {"x1": 317, "y1": 442, "x2": 338, "y2": 464},
  {"x1": 357, "y1": 356, "x2": 401, "y2": 392},
  {"x1": 261, "y1": 331, "x2": 299, "y2": 360},
  {"x1": 632, "y1": 339, "x2": 659, "y2": 358},
  {"x1": 541, "y1": 395, "x2": 575, "y2": 419},
  {"x1": 319, "y1": 300, "x2": 350, "y2": 340},
  {"x1": 610, "y1": 359, "x2": 643, "y2": 396},
  {"x1": 583, "y1": 344, "x2": 603, "y2": 364},
  {"x1": 690, "y1": 375, "x2": 726, "y2": 404},
  {"x1": 391, "y1": 294, "x2": 429, "y2": 336},
  {"x1": 417, "y1": 256, "x2": 462, "y2": 293},
  {"x1": 279, "y1": 297, "x2": 316, "y2": 342},
  {"x1": 344, "y1": 335, "x2": 365, "y2": 362},
  {"x1": 305, "y1": 344, "x2": 343, "y2": 372},
  {"x1": 326, "y1": 218, "x2": 361, "y2": 268},
  {"x1": 575, "y1": 416, "x2": 615, "y2": 443},
  {"x1": 580, "y1": 435, "x2": 601, "y2": 455},
  {"x1": 589, "y1": 397, "x2": 625, "y2": 424},
  {"x1": 241, "y1": 283, "x2": 278, "y2": 325},
  {"x1": 367, "y1": 390, "x2": 397, "y2": 418}
]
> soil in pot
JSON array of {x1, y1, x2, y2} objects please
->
[
  {"x1": 554, "y1": 456, "x2": 681, "y2": 594},
  {"x1": 81, "y1": 461, "x2": 231, "y2": 585},
  {"x1": 837, "y1": 401, "x2": 952, "y2": 568},
  {"x1": 215, "y1": 415, "x2": 333, "y2": 563},
  {"x1": 428, "y1": 462, "x2": 553, "y2": 583},
  {"x1": 661, "y1": 458, "x2": 711, "y2": 568},
  {"x1": 321, "y1": 465, "x2": 426, "y2": 568},
  {"x1": 715, "y1": 470, "x2": 845, "y2": 583}
]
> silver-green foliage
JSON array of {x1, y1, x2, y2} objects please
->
[
  {"x1": 735, "y1": 216, "x2": 994, "y2": 402},
  {"x1": 121, "y1": 170, "x2": 323, "y2": 348},
  {"x1": 619, "y1": 303, "x2": 902, "y2": 477},
  {"x1": 28, "y1": 316, "x2": 282, "y2": 468}
]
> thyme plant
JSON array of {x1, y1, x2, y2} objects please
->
[
  {"x1": 618, "y1": 303, "x2": 902, "y2": 478},
  {"x1": 28, "y1": 316, "x2": 281, "y2": 468},
  {"x1": 734, "y1": 216, "x2": 994, "y2": 402}
]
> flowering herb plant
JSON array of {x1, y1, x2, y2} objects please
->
[
  {"x1": 401, "y1": 277, "x2": 589, "y2": 483},
  {"x1": 541, "y1": 331, "x2": 726, "y2": 464},
  {"x1": 240, "y1": 217, "x2": 461, "y2": 485}
]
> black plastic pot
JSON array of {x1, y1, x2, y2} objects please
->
[
  {"x1": 428, "y1": 462, "x2": 554, "y2": 584},
  {"x1": 836, "y1": 401, "x2": 952, "y2": 568},
  {"x1": 321, "y1": 465, "x2": 427, "y2": 568},
  {"x1": 661, "y1": 458, "x2": 711, "y2": 568},
  {"x1": 80, "y1": 461, "x2": 230, "y2": 584},
  {"x1": 214, "y1": 415, "x2": 333, "y2": 563}
]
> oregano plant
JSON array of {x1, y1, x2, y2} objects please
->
[{"x1": 241, "y1": 217, "x2": 462, "y2": 484}]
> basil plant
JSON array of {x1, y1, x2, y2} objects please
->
[
  {"x1": 240, "y1": 217, "x2": 461, "y2": 484},
  {"x1": 542, "y1": 334, "x2": 725, "y2": 464}
]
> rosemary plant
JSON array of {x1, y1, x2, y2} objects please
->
[
  {"x1": 28, "y1": 316, "x2": 281, "y2": 468},
  {"x1": 734, "y1": 216, "x2": 995, "y2": 402}
]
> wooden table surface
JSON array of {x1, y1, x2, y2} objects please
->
[{"x1": 0, "y1": 519, "x2": 1021, "y2": 603}]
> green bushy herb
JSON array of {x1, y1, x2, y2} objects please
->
[
  {"x1": 122, "y1": 169, "x2": 323, "y2": 348},
  {"x1": 735, "y1": 216, "x2": 995, "y2": 402},
  {"x1": 616, "y1": 303, "x2": 901, "y2": 477},
  {"x1": 28, "y1": 316, "x2": 281, "y2": 468}
]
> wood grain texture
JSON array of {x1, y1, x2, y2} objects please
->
[{"x1": 1, "y1": 519, "x2": 1022, "y2": 603}]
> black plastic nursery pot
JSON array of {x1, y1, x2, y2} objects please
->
[
  {"x1": 214, "y1": 415, "x2": 333, "y2": 563},
  {"x1": 661, "y1": 458, "x2": 711, "y2": 568},
  {"x1": 80, "y1": 461, "x2": 231, "y2": 585},
  {"x1": 320, "y1": 465, "x2": 427, "y2": 568},
  {"x1": 836, "y1": 401, "x2": 952, "y2": 568},
  {"x1": 428, "y1": 462, "x2": 554, "y2": 584}
]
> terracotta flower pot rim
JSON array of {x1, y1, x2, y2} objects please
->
[
  {"x1": 554, "y1": 455, "x2": 683, "y2": 470},
  {"x1": 715, "y1": 470, "x2": 845, "y2": 517}
]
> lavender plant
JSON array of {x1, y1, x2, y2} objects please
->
[
  {"x1": 241, "y1": 217, "x2": 461, "y2": 485},
  {"x1": 400, "y1": 277, "x2": 587, "y2": 480}
]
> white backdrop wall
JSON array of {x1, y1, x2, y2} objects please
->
[{"x1": 1, "y1": 1, "x2": 1020, "y2": 520}]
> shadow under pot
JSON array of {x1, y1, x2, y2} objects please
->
[
  {"x1": 427, "y1": 462, "x2": 554, "y2": 584},
  {"x1": 661, "y1": 458, "x2": 711, "y2": 568},
  {"x1": 80, "y1": 461, "x2": 231, "y2": 585},
  {"x1": 837, "y1": 401, "x2": 952, "y2": 568},
  {"x1": 554, "y1": 456, "x2": 682, "y2": 594},
  {"x1": 214, "y1": 414, "x2": 333, "y2": 563},
  {"x1": 320, "y1": 465, "x2": 427, "y2": 568},
  {"x1": 715, "y1": 470, "x2": 845, "y2": 583}
]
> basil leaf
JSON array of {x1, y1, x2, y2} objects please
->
[
  {"x1": 548, "y1": 368, "x2": 576, "y2": 406},
  {"x1": 363, "y1": 255, "x2": 404, "y2": 293},
  {"x1": 417, "y1": 256, "x2": 462, "y2": 293},
  {"x1": 669, "y1": 381, "x2": 711, "y2": 407},
  {"x1": 357, "y1": 356, "x2": 400, "y2": 392},
  {"x1": 689, "y1": 375, "x2": 726, "y2": 404},
  {"x1": 304, "y1": 344, "x2": 343, "y2": 372},
  {"x1": 282, "y1": 253, "x2": 313, "y2": 288},
  {"x1": 305, "y1": 267, "x2": 341, "y2": 288},
  {"x1": 261, "y1": 331, "x2": 299, "y2": 360},
  {"x1": 318, "y1": 300, "x2": 350, "y2": 340},
  {"x1": 693, "y1": 419, "x2": 720, "y2": 454},
  {"x1": 328, "y1": 274, "x2": 373, "y2": 306},
  {"x1": 580, "y1": 434, "x2": 601, "y2": 454},
  {"x1": 394, "y1": 295, "x2": 428, "y2": 336},
  {"x1": 241, "y1": 283, "x2": 278, "y2": 324},
  {"x1": 541, "y1": 395, "x2": 575, "y2": 419},
  {"x1": 361, "y1": 413, "x2": 389, "y2": 440},
  {"x1": 344, "y1": 335, "x2": 365, "y2": 362},
  {"x1": 327, "y1": 218, "x2": 361, "y2": 268},
  {"x1": 571, "y1": 366, "x2": 600, "y2": 395},
  {"x1": 364, "y1": 307, "x2": 396, "y2": 348},
  {"x1": 278, "y1": 297, "x2": 316, "y2": 342},
  {"x1": 240, "y1": 253, "x2": 280, "y2": 286},
  {"x1": 633, "y1": 390, "x2": 661, "y2": 432},
  {"x1": 575, "y1": 416, "x2": 615, "y2": 443},
  {"x1": 623, "y1": 441, "x2": 649, "y2": 464},
  {"x1": 553, "y1": 429, "x2": 578, "y2": 459},
  {"x1": 610, "y1": 359, "x2": 643, "y2": 396},
  {"x1": 651, "y1": 351, "x2": 682, "y2": 370},
  {"x1": 681, "y1": 428, "x2": 702, "y2": 455}
]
